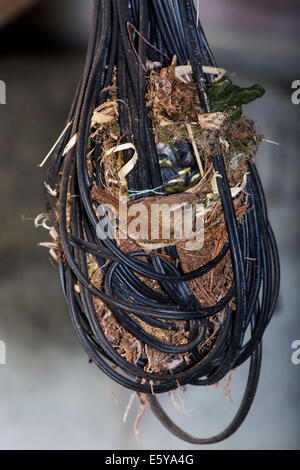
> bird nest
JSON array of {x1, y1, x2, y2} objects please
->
[{"x1": 78, "y1": 58, "x2": 262, "y2": 374}]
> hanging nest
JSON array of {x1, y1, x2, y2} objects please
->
[
  {"x1": 40, "y1": 0, "x2": 279, "y2": 445},
  {"x1": 79, "y1": 57, "x2": 263, "y2": 374}
]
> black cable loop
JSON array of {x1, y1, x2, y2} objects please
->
[{"x1": 45, "y1": 0, "x2": 280, "y2": 444}]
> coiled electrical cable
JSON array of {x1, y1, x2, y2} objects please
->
[{"x1": 44, "y1": 0, "x2": 280, "y2": 444}]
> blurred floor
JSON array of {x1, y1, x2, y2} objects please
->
[{"x1": 0, "y1": 2, "x2": 299, "y2": 450}]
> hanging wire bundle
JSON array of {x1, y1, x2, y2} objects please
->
[{"x1": 42, "y1": 0, "x2": 280, "y2": 444}]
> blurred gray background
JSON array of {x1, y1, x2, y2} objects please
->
[{"x1": 0, "y1": 0, "x2": 299, "y2": 450}]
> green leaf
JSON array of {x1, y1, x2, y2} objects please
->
[
  {"x1": 208, "y1": 77, "x2": 265, "y2": 115},
  {"x1": 229, "y1": 106, "x2": 242, "y2": 122}
]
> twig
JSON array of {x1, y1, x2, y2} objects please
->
[
  {"x1": 186, "y1": 123, "x2": 204, "y2": 177},
  {"x1": 38, "y1": 121, "x2": 72, "y2": 167},
  {"x1": 127, "y1": 22, "x2": 170, "y2": 63}
]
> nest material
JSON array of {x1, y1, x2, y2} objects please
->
[
  {"x1": 78, "y1": 60, "x2": 261, "y2": 374},
  {"x1": 44, "y1": 60, "x2": 262, "y2": 375}
]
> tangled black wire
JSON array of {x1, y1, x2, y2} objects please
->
[{"x1": 44, "y1": 0, "x2": 280, "y2": 444}]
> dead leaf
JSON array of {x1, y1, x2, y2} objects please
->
[{"x1": 198, "y1": 112, "x2": 227, "y2": 131}]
